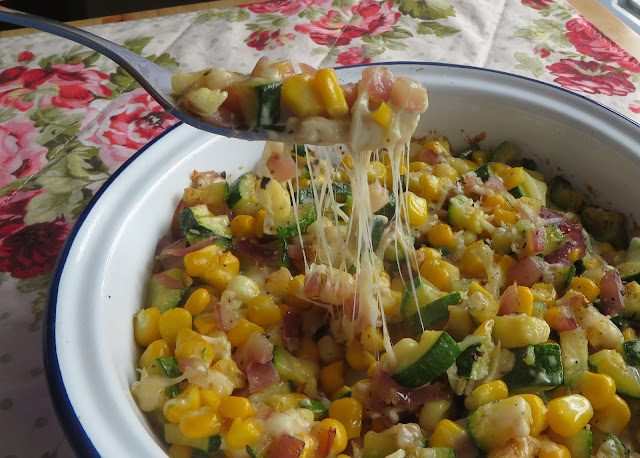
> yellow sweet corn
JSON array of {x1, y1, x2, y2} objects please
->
[
  {"x1": 282, "y1": 73, "x2": 325, "y2": 117},
  {"x1": 419, "y1": 261, "x2": 451, "y2": 292},
  {"x1": 164, "y1": 386, "x2": 201, "y2": 424},
  {"x1": 567, "y1": 248, "x2": 582, "y2": 263},
  {"x1": 226, "y1": 319, "x2": 265, "y2": 347},
  {"x1": 482, "y1": 194, "x2": 508, "y2": 210},
  {"x1": 184, "y1": 245, "x2": 221, "y2": 277},
  {"x1": 498, "y1": 166, "x2": 525, "y2": 190},
  {"x1": 591, "y1": 394, "x2": 630, "y2": 435},
  {"x1": 538, "y1": 443, "x2": 571, "y2": 458},
  {"x1": 225, "y1": 275, "x2": 260, "y2": 304},
  {"x1": 462, "y1": 242, "x2": 489, "y2": 277},
  {"x1": 531, "y1": 282, "x2": 556, "y2": 307},
  {"x1": 429, "y1": 419, "x2": 468, "y2": 449},
  {"x1": 329, "y1": 398, "x2": 363, "y2": 440},
  {"x1": 346, "y1": 340, "x2": 375, "y2": 371},
  {"x1": 546, "y1": 395, "x2": 593, "y2": 437},
  {"x1": 218, "y1": 396, "x2": 256, "y2": 419},
  {"x1": 139, "y1": 339, "x2": 171, "y2": 371},
  {"x1": 623, "y1": 327, "x2": 637, "y2": 341},
  {"x1": 254, "y1": 209, "x2": 267, "y2": 238},
  {"x1": 516, "y1": 286, "x2": 534, "y2": 315},
  {"x1": 497, "y1": 254, "x2": 517, "y2": 280},
  {"x1": 159, "y1": 308, "x2": 193, "y2": 347},
  {"x1": 184, "y1": 288, "x2": 210, "y2": 316},
  {"x1": 320, "y1": 361, "x2": 344, "y2": 397},
  {"x1": 134, "y1": 307, "x2": 162, "y2": 347},
  {"x1": 311, "y1": 68, "x2": 349, "y2": 118},
  {"x1": 418, "y1": 174, "x2": 444, "y2": 203},
  {"x1": 288, "y1": 274, "x2": 312, "y2": 309},
  {"x1": 225, "y1": 418, "x2": 261, "y2": 450},
  {"x1": 370, "y1": 102, "x2": 393, "y2": 128},
  {"x1": 567, "y1": 276, "x2": 599, "y2": 303},
  {"x1": 427, "y1": 223, "x2": 456, "y2": 250},
  {"x1": 219, "y1": 251, "x2": 240, "y2": 276},
  {"x1": 193, "y1": 313, "x2": 218, "y2": 335},
  {"x1": 464, "y1": 380, "x2": 508, "y2": 411},
  {"x1": 367, "y1": 161, "x2": 387, "y2": 184},
  {"x1": 230, "y1": 214, "x2": 256, "y2": 240},
  {"x1": 516, "y1": 394, "x2": 547, "y2": 436},
  {"x1": 265, "y1": 393, "x2": 307, "y2": 411},
  {"x1": 446, "y1": 306, "x2": 474, "y2": 341},
  {"x1": 317, "y1": 418, "x2": 348, "y2": 455},
  {"x1": 200, "y1": 390, "x2": 221, "y2": 410},
  {"x1": 175, "y1": 328, "x2": 215, "y2": 366},
  {"x1": 179, "y1": 410, "x2": 221, "y2": 439},
  {"x1": 202, "y1": 268, "x2": 233, "y2": 292},
  {"x1": 360, "y1": 326, "x2": 384, "y2": 354},
  {"x1": 419, "y1": 398, "x2": 453, "y2": 435},
  {"x1": 247, "y1": 295, "x2": 282, "y2": 327},
  {"x1": 492, "y1": 207, "x2": 518, "y2": 227},
  {"x1": 265, "y1": 267, "x2": 293, "y2": 298},
  {"x1": 579, "y1": 371, "x2": 615, "y2": 410},
  {"x1": 468, "y1": 281, "x2": 494, "y2": 299},
  {"x1": 401, "y1": 191, "x2": 428, "y2": 226},
  {"x1": 424, "y1": 138, "x2": 450, "y2": 156}
]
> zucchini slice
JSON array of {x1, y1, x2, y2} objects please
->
[
  {"x1": 275, "y1": 202, "x2": 317, "y2": 239},
  {"x1": 272, "y1": 345, "x2": 317, "y2": 384},
  {"x1": 491, "y1": 141, "x2": 519, "y2": 164},
  {"x1": 596, "y1": 433, "x2": 630, "y2": 458},
  {"x1": 178, "y1": 204, "x2": 232, "y2": 246},
  {"x1": 502, "y1": 343, "x2": 564, "y2": 393},
  {"x1": 559, "y1": 328, "x2": 588, "y2": 389},
  {"x1": 448, "y1": 194, "x2": 484, "y2": 234},
  {"x1": 147, "y1": 268, "x2": 188, "y2": 313},
  {"x1": 580, "y1": 205, "x2": 628, "y2": 250},
  {"x1": 549, "y1": 176, "x2": 587, "y2": 213},
  {"x1": 400, "y1": 275, "x2": 441, "y2": 318},
  {"x1": 623, "y1": 339, "x2": 640, "y2": 366},
  {"x1": 226, "y1": 79, "x2": 282, "y2": 128},
  {"x1": 408, "y1": 291, "x2": 463, "y2": 335},
  {"x1": 589, "y1": 349, "x2": 640, "y2": 398},
  {"x1": 547, "y1": 428, "x2": 592, "y2": 458},
  {"x1": 164, "y1": 423, "x2": 221, "y2": 451},
  {"x1": 228, "y1": 172, "x2": 260, "y2": 216},
  {"x1": 392, "y1": 331, "x2": 461, "y2": 388},
  {"x1": 298, "y1": 398, "x2": 328, "y2": 420}
]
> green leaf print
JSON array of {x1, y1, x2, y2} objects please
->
[
  {"x1": 123, "y1": 37, "x2": 153, "y2": 56},
  {"x1": 363, "y1": 43, "x2": 386, "y2": 59},
  {"x1": 30, "y1": 106, "x2": 85, "y2": 151},
  {"x1": 417, "y1": 20, "x2": 460, "y2": 37},
  {"x1": 514, "y1": 52, "x2": 544, "y2": 78},
  {"x1": 195, "y1": 8, "x2": 250, "y2": 23},
  {"x1": 515, "y1": 19, "x2": 570, "y2": 48},
  {"x1": 299, "y1": 7, "x2": 325, "y2": 21},
  {"x1": 37, "y1": 45, "x2": 101, "y2": 69},
  {"x1": 0, "y1": 108, "x2": 16, "y2": 124},
  {"x1": 397, "y1": 0, "x2": 455, "y2": 20},
  {"x1": 17, "y1": 274, "x2": 50, "y2": 331}
]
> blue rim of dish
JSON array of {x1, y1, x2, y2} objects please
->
[{"x1": 43, "y1": 61, "x2": 640, "y2": 457}]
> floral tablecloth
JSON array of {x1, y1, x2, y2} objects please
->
[{"x1": 1, "y1": 0, "x2": 639, "y2": 456}]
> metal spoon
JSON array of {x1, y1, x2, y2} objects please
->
[{"x1": 0, "y1": 6, "x2": 280, "y2": 142}]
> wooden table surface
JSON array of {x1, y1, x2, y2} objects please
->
[{"x1": 1, "y1": 0, "x2": 639, "y2": 61}]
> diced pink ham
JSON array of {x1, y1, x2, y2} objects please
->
[
  {"x1": 298, "y1": 62, "x2": 317, "y2": 76},
  {"x1": 415, "y1": 147, "x2": 446, "y2": 165},
  {"x1": 508, "y1": 256, "x2": 546, "y2": 287},
  {"x1": 156, "y1": 272, "x2": 184, "y2": 290},
  {"x1": 282, "y1": 311, "x2": 303, "y2": 352},
  {"x1": 545, "y1": 305, "x2": 578, "y2": 332},
  {"x1": 530, "y1": 229, "x2": 545, "y2": 254},
  {"x1": 270, "y1": 434, "x2": 306, "y2": 458},
  {"x1": 267, "y1": 153, "x2": 298, "y2": 183},
  {"x1": 340, "y1": 82, "x2": 358, "y2": 108},
  {"x1": 246, "y1": 361, "x2": 280, "y2": 393},
  {"x1": 498, "y1": 284, "x2": 520, "y2": 315},
  {"x1": 484, "y1": 176, "x2": 506, "y2": 195},
  {"x1": 213, "y1": 301, "x2": 236, "y2": 331},
  {"x1": 362, "y1": 66, "x2": 395, "y2": 102},
  {"x1": 159, "y1": 237, "x2": 218, "y2": 258},
  {"x1": 599, "y1": 270, "x2": 624, "y2": 316},
  {"x1": 390, "y1": 76, "x2": 428, "y2": 113},
  {"x1": 234, "y1": 333, "x2": 274, "y2": 370}
]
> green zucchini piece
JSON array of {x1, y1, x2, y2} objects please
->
[
  {"x1": 473, "y1": 163, "x2": 493, "y2": 182},
  {"x1": 383, "y1": 231, "x2": 413, "y2": 263},
  {"x1": 508, "y1": 184, "x2": 527, "y2": 199},
  {"x1": 227, "y1": 172, "x2": 260, "y2": 216},
  {"x1": 491, "y1": 141, "x2": 519, "y2": 164},
  {"x1": 589, "y1": 349, "x2": 640, "y2": 398},
  {"x1": 597, "y1": 433, "x2": 630, "y2": 458},
  {"x1": 298, "y1": 398, "x2": 328, "y2": 420},
  {"x1": 559, "y1": 328, "x2": 588, "y2": 389},
  {"x1": 165, "y1": 423, "x2": 221, "y2": 451},
  {"x1": 157, "y1": 356, "x2": 182, "y2": 398},
  {"x1": 581, "y1": 205, "x2": 628, "y2": 250},
  {"x1": 229, "y1": 79, "x2": 282, "y2": 128},
  {"x1": 248, "y1": 379, "x2": 293, "y2": 405},
  {"x1": 456, "y1": 340, "x2": 488, "y2": 379},
  {"x1": 502, "y1": 343, "x2": 564, "y2": 393},
  {"x1": 618, "y1": 262, "x2": 640, "y2": 283},
  {"x1": 627, "y1": 237, "x2": 640, "y2": 262},
  {"x1": 392, "y1": 331, "x2": 461, "y2": 388},
  {"x1": 370, "y1": 215, "x2": 387, "y2": 251},
  {"x1": 408, "y1": 291, "x2": 463, "y2": 334},
  {"x1": 400, "y1": 275, "x2": 440, "y2": 318},
  {"x1": 179, "y1": 204, "x2": 232, "y2": 246},
  {"x1": 448, "y1": 194, "x2": 484, "y2": 234},
  {"x1": 147, "y1": 268, "x2": 188, "y2": 312},
  {"x1": 294, "y1": 144, "x2": 307, "y2": 156},
  {"x1": 548, "y1": 428, "x2": 592, "y2": 458},
  {"x1": 467, "y1": 397, "x2": 532, "y2": 452},
  {"x1": 275, "y1": 202, "x2": 317, "y2": 239},
  {"x1": 549, "y1": 176, "x2": 587, "y2": 213},
  {"x1": 272, "y1": 345, "x2": 317, "y2": 384},
  {"x1": 573, "y1": 258, "x2": 586, "y2": 275},
  {"x1": 542, "y1": 224, "x2": 566, "y2": 256},
  {"x1": 521, "y1": 158, "x2": 537, "y2": 171},
  {"x1": 375, "y1": 191, "x2": 397, "y2": 220},
  {"x1": 455, "y1": 147, "x2": 476, "y2": 160},
  {"x1": 623, "y1": 339, "x2": 640, "y2": 366}
]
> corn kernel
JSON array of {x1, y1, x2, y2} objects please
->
[
  {"x1": 433, "y1": 163, "x2": 458, "y2": 180},
  {"x1": 401, "y1": 191, "x2": 428, "y2": 226},
  {"x1": 462, "y1": 241, "x2": 488, "y2": 277},
  {"x1": 516, "y1": 394, "x2": 547, "y2": 436},
  {"x1": 468, "y1": 281, "x2": 494, "y2": 299},
  {"x1": 226, "y1": 319, "x2": 264, "y2": 347},
  {"x1": 516, "y1": 286, "x2": 534, "y2": 315},
  {"x1": 320, "y1": 361, "x2": 344, "y2": 397},
  {"x1": 200, "y1": 390, "x2": 221, "y2": 410},
  {"x1": 329, "y1": 398, "x2": 363, "y2": 440},
  {"x1": 265, "y1": 393, "x2": 307, "y2": 412},
  {"x1": 288, "y1": 274, "x2": 312, "y2": 309},
  {"x1": 254, "y1": 209, "x2": 267, "y2": 238},
  {"x1": 428, "y1": 223, "x2": 456, "y2": 249},
  {"x1": 134, "y1": 307, "x2": 162, "y2": 347},
  {"x1": 446, "y1": 306, "x2": 474, "y2": 341},
  {"x1": 498, "y1": 166, "x2": 525, "y2": 190},
  {"x1": 282, "y1": 73, "x2": 324, "y2": 117},
  {"x1": 538, "y1": 443, "x2": 570, "y2": 458},
  {"x1": 219, "y1": 251, "x2": 240, "y2": 276},
  {"x1": 464, "y1": 380, "x2": 508, "y2": 411},
  {"x1": 202, "y1": 268, "x2": 233, "y2": 292},
  {"x1": 175, "y1": 328, "x2": 215, "y2": 366},
  {"x1": 159, "y1": 308, "x2": 193, "y2": 347},
  {"x1": 317, "y1": 418, "x2": 348, "y2": 455},
  {"x1": 265, "y1": 267, "x2": 293, "y2": 297},
  {"x1": 419, "y1": 262, "x2": 451, "y2": 292},
  {"x1": 567, "y1": 248, "x2": 582, "y2": 263},
  {"x1": 139, "y1": 339, "x2": 171, "y2": 370},
  {"x1": 546, "y1": 395, "x2": 593, "y2": 437},
  {"x1": 531, "y1": 283, "x2": 556, "y2": 307},
  {"x1": 179, "y1": 410, "x2": 221, "y2": 439},
  {"x1": 230, "y1": 214, "x2": 256, "y2": 240},
  {"x1": 219, "y1": 396, "x2": 256, "y2": 419},
  {"x1": 591, "y1": 394, "x2": 630, "y2": 435},
  {"x1": 497, "y1": 255, "x2": 517, "y2": 281},
  {"x1": 482, "y1": 194, "x2": 508, "y2": 210},
  {"x1": 579, "y1": 371, "x2": 615, "y2": 410},
  {"x1": 492, "y1": 207, "x2": 518, "y2": 227},
  {"x1": 312, "y1": 68, "x2": 349, "y2": 118},
  {"x1": 471, "y1": 150, "x2": 491, "y2": 165},
  {"x1": 430, "y1": 419, "x2": 468, "y2": 449},
  {"x1": 567, "y1": 276, "x2": 599, "y2": 303},
  {"x1": 346, "y1": 340, "x2": 375, "y2": 371},
  {"x1": 623, "y1": 327, "x2": 637, "y2": 341},
  {"x1": 370, "y1": 101, "x2": 393, "y2": 128},
  {"x1": 225, "y1": 418, "x2": 261, "y2": 450},
  {"x1": 424, "y1": 138, "x2": 450, "y2": 156},
  {"x1": 225, "y1": 275, "x2": 260, "y2": 304},
  {"x1": 418, "y1": 174, "x2": 443, "y2": 203},
  {"x1": 419, "y1": 398, "x2": 453, "y2": 435},
  {"x1": 184, "y1": 288, "x2": 210, "y2": 316},
  {"x1": 361, "y1": 326, "x2": 384, "y2": 354},
  {"x1": 164, "y1": 386, "x2": 201, "y2": 424},
  {"x1": 184, "y1": 245, "x2": 221, "y2": 277},
  {"x1": 247, "y1": 295, "x2": 282, "y2": 327},
  {"x1": 193, "y1": 313, "x2": 218, "y2": 335}
]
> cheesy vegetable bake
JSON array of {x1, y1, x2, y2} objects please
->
[{"x1": 131, "y1": 62, "x2": 640, "y2": 458}]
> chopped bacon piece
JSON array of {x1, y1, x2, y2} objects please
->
[
  {"x1": 246, "y1": 361, "x2": 280, "y2": 393},
  {"x1": 213, "y1": 301, "x2": 235, "y2": 331},
  {"x1": 462, "y1": 175, "x2": 483, "y2": 198},
  {"x1": 546, "y1": 305, "x2": 578, "y2": 332},
  {"x1": 234, "y1": 333, "x2": 274, "y2": 370},
  {"x1": 483, "y1": 177, "x2": 506, "y2": 195},
  {"x1": 530, "y1": 229, "x2": 545, "y2": 254},
  {"x1": 415, "y1": 147, "x2": 446, "y2": 165},
  {"x1": 317, "y1": 426, "x2": 336, "y2": 458},
  {"x1": 267, "y1": 152, "x2": 298, "y2": 183},
  {"x1": 282, "y1": 311, "x2": 303, "y2": 352},
  {"x1": 340, "y1": 82, "x2": 358, "y2": 108},
  {"x1": 270, "y1": 434, "x2": 306, "y2": 458},
  {"x1": 509, "y1": 256, "x2": 546, "y2": 287},
  {"x1": 390, "y1": 76, "x2": 428, "y2": 112},
  {"x1": 599, "y1": 270, "x2": 624, "y2": 316},
  {"x1": 498, "y1": 284, "x2": 520, "y2": 315},
  {"x1": 362, "y1": 66, "x2": 395, "y2": 102}
]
